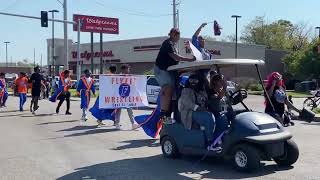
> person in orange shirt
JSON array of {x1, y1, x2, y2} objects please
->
[{"x1": 14, "y1": 72, "x2": 29, "y2": 111}]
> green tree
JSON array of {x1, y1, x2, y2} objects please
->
[{"x1": 241, "y1": 16, "x2": 311, "y2": 51}]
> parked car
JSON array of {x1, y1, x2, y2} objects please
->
[
  {"x1": 146, "y1": 76, "x2": 160, "y2": 104},
  {"x1": 226, "y1": 81, "x2": 237, "y2": 94},
  {"x1": 70, "y1": 80, "x2": 77, "y2": 89},
  {"x1": 93, "y1": 79, "x2": 99, "y2": 90}
]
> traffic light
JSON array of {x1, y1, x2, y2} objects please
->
[{"x1": 41, "y1": 11, "x2": 48, "y2": 27}]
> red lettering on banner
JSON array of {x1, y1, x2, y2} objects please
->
[
  {"x1": 111, "y1": 97, "x2": 115, "y2": 103},
  {"x1": 105, "y1": 97, "x2": 110, "y2": 103}
]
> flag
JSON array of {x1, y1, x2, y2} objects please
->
[
  {"x1": 214, "y1": 20, "x2": 222, "y2": 36},
  {"x1": 89, "y1": 96, "x2": 116, "y2": 121},
  {"x1": 134, "y1": 97, "x2": 162, "y2": 138}
]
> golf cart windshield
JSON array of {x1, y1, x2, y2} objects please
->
[{"x1": 167, "y1": 59, "x2": 265, "y2": 72}]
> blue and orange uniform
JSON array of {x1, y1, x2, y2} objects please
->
[
  {"x1": 0, "y1": 78, "x2": 8, "y2": 107},
  {"x1": 77, "y1": 76, "x2": 95, "y2": 120}
]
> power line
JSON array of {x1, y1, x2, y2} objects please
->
[
  {"x1": 93, "y1": 0, "x2": 172, "y2": 18},
  {"x1": 0, "y1": 0, "x2": 22, "y2": 12}
]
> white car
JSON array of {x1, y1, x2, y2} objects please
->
[
  {"x1": 226, "y1": 81, "x2": 237, "y2": 95},
  {"x1": 146, "y1": 76, "x2": 160, "y2": 104}
]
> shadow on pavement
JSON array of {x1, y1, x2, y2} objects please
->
[
  {"x1": 57, "y1": 125, "x2": 98, "y2": 132},
  {"x1": 21, "y1": 113, "x2": 56, "y2": 117},
  {"x1": 113, "y1": 139, "x2": 160, "y2": 150},
  {"x1": 37, "y1": 120, "x2": 79, "y2": 125},
  {"x1": 0, "y1": 113, "x2": 24, "y2": 117},
  {"x1": 57, "y1": 155, "x2": 292, "y2": 180},
  {"x1": 64, "y1": 128, "x2": 118, "y2": 138},
  {"x1": 301, "y1": 122, "x2": 320, "y2": 126},
  {"x1": 0, "y1": 110, "x2": 20, "y2": 113}
]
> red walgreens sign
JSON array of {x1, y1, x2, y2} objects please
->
[{"x1": 73, "y1": 14, "x2": 119, "y2": 34}]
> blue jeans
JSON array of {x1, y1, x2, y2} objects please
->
[
  {"x1": 19, "y1": 93, "x2": 27, "y2": 111},
  {"x1": 192, "y1": 111, "x2": 215, "y2": 142},
  {"x1": 213, "y1": 114, "x2": 229, "y2": 141}
]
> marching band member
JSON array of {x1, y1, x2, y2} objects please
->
[
  {"x1": 0, "y1": 73, "x2": 8, "y2": 107},
  {"x1": 77, "y1": 69, "x2": 96, "y2": 121},
  {"x1": 50, "y1": 70, "x2": 72, "y2": 115}
]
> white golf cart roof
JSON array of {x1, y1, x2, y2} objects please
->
[{"x1": 168, "y1": 59, "x2": 265, "y2": 72}]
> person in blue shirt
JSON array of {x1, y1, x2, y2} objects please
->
[
  {"x1": 192, "y1": 23, "x2": 212, "y2": 60},
  {"x1": 77, "y1": 69, "x2": 96, "y2": 122}
]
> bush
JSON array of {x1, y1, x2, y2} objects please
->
[{"x1": 248, "y1": 83, "x2": 263, "y2": 91}]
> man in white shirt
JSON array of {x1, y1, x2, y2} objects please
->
[{"x1": 114, "y1": 64, "x2": 140, "y2": 130}]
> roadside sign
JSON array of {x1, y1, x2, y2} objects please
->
[{"x1": 73, "y1": 14, "x2": 119, "y2": 34}]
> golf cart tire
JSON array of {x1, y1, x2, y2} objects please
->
[
  {"x1": 161, "y1": 136, "x2": 180, "y2": 158},
  {"x1": 274, "y1": 139, "x2": 299, "y2": 166},
  {"x1": 232, "y1": 143, "x2": 261, "y2": 172}
]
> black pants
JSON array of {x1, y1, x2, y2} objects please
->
[
  {"x1": 30, "y1": 96, "x2": 39, "y2": 111},
  {"x1": 56, "y1": 91, "x2": 71, "y2": 113}
]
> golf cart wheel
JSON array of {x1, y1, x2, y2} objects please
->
[
  {"x1": 161, "y1": 136, "x2": 180, "y2": 158},
  {"x1": 274, "y1": 139, "x2": 299, "y2": 166},
  {"x1": 232, "y1": 144, "x2": 261, "y2": 172},
  {"x1": 303, "y1": 98, "x2": 316, "y2": 111}
]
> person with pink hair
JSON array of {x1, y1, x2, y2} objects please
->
[{"x1": 265, "y1": 72, "x2": 300, "y2": 126}]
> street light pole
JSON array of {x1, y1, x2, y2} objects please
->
[
  {"x1": 49, "y1": 10, "x2": 59, "y2": 77},
  {"x1": 63, "y1": 0, "x2": 69, "y2": 70},
  {"x1": 173, "y1": 0, "x2": 177, "y2": 28},
  {"x1": 231, "y1": 15, "x2": 241, "y2": 58},
  {"x1": 316, "y1": 27, "x2": 320, "y2": 38},
  {"x1": 4, "y1": 41, "x2": 10, "y2": 68}
]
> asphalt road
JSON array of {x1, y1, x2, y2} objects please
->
[{"x1": 0, "y1": 95, "x2": 320, "y2": 180}]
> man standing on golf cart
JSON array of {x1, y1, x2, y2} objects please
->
[
  {"x1": 192, "y1": 23, "x2": 212, "y2": 60},
  {"x1": 154, "y1": 28, "x2": 195, "y2": 123}
]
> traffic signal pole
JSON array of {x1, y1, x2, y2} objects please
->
[{"x1": 0, "y1": 11, "x2": 82, "y2": 80}]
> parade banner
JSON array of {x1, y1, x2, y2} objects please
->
[{"x1": 99, "y1": 75, "x2": 148, "y2": 109}]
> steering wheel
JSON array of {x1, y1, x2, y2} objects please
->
[{"x1": 230, "y1": 89, "x2": 248, "y2": 105}]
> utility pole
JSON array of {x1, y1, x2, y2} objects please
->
[
  {"x1": 40, "y1": 54, "x2": 43, "y2": 67},
  {"x1": 4, "y1": 41, "x2": 10, "y2": 68},
  {"x1": 33, "y1": 48, "x2": 36, "y2": 67},
  {"x1": 173, "y1": 0, "x2": 177, "y2": 28},
  {"x1": 231, "y1": 15, "x2": 241, "y2": 58},
  {"x1": 63, "y1": 0, "x2": 69, "y2": 70},
  {"x1": 231, "y1": 15, "x2": 241, "y2": 81},
  {"x1": 49, "y1": 10, "x2": 59, "y2": 76}
]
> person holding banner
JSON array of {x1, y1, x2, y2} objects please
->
[
  {"x1": 192, "y1": 23, "x2": 213, "y2": 60},
  {"x1": 0, "y1": 73, "x2": 8, "y2": 107},
  {"x1": 90, "y1": 65, "x2": 117, "y2": 126},
  {"x1": 77, "y1": 69, "x2": 96, "y2": 121},
  {"x1": 50, "y1": 70, "x2": 72, "y2": 115},
  {"x1": 114, "y1": 64, "x2": 140, "y2": 130},
  {"x1": 155, "y1": 28, "x2": 196, "y2": 123}
]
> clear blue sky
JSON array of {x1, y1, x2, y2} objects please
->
[{"x1": 0, "y1": 0, "x2": 319, "y2": 65}]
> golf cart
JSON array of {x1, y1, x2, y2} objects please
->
[{"x1": 159, "y1": 59, "x2": 299, "y2": 172}]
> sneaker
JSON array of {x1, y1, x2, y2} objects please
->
[
  {"x1": 35, "y1": 106, "x2": 39, "y2": 111},
  {"x1": 207, "y1": 145, "x2": 223, "y2": 153},
  {"x1": 56, "y1": 109, "x2": 59, "y2": 114},
  {"x1": 32, "y1": 111, "x2": 36, "y2": 115},
  {"x1": 290, "y1": 121, "x2": 295, "y2": 126},
  {"x1": 115, "y1": 124, "x2": 121, "y2": 130},
  {"x1": 97, "y1": 120, "x2": 106, "y2": 126},
  {"x1": 162, "y1": 117, "x2": 176, "y2": 125},
  {"x1": 132, "y1": 123, "x2": 140, "y2": 130},
  {"x1": 66, "y1": 112, "x2": 72, "y2": 115}
]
